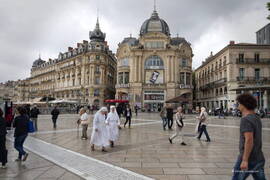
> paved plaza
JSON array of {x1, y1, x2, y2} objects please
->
[{"x1": 2, "y1": 113, "x2": 270, "y2": 180}]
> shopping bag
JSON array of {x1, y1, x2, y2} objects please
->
[{"x1": 27, "y1": 120, "x2": 35, "y2": 133}]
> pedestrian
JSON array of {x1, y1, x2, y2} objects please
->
[
  {"x1": 160, "y1": 105, "x2": 167, "y2": 130},
  {"x1": 197, "y1": 107, "x2": 211, "y2": 142},
  {"x1": 169, "y1": 107, "x2": 187, "y2": 146},
  {"x1": 0, "y1": 109, "x2": 7, "y2": 168},
  {"x1": 134, "y1": 105, "x2": 138, "y2": 116},
  {"x1": 124, "y1": 105, "x2": 132, "y2": 128},
  {"x1": 232, "y1": 93, "x2": 266, "y2": 179},
  {"x1": 90, "y1": 107, "x2": 109, "y2": 152},
  {"x1": 51, "y1": 106, "x2": 60, "y2": 129},
  {"x1": 219, "y1": 105, "x2": 225, "y2": 119},
  {"x1": 116, "y1": 104, "x2": 122, "y2": 119},
  {"x1": 106, "y1": 106, "x2": 120, "y2": 148},
  {"x1": 13, "y1": 107, "x2": 29, "y2": 162},
  {"x1": 79, "y1": 108, "x2": 89, "y2": 140},
  {"x1": 166, "y1": 104, "x2": 174, "y2": 130},
  {"x1": 30, "y1": 105, "x2": 40, "y2": 131}
]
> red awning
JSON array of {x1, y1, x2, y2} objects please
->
[{"x1": 105, "y1": 99, "x2": 129, "y2": 103}]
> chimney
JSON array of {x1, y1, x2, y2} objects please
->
[
  {"x1": 210, "y1": 51, "x2": 213, "y2": 56},
  {"x1": 68, "y1": 47, "x2": 73, "y2": 51},
  {"x1": 77, "y1": 43, "x2": 80, "y2": 47},
  {"x1": 230, "y1": 41, "x2": 235, "y2": 45},
  {"x1": 83, "y1": 40, "x2": 88, "y2": 44}
]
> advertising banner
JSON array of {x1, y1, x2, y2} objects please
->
[{"x1": 145, "y1": 70, "x2": 164, "y2": 84}]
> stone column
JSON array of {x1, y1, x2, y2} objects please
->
[
  {"x1": 263, "y1": 90, "x2": 268, "y2": 110},
  {"x1": 134, "y1": 57, "x2": 137, "y2": 82},
  {"x1": 138, "y1": 56, "x2": 142, "y2": 82},
  {"x1": 165, "y1": 56, "x2": 170, "y2": 83},
  {"x1": 170, "y1": 56, "x2": 173, "y2": 82}
]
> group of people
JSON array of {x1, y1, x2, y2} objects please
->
[
  {"x1": 77, "y1": 106, "x2": 121, "y2": 152},
  {"x1": 163, "y1": 93, "x2": 266, "y2": 179},
  {"x1": 0, "y1": 106, "x2": 31, "y2": 169}
]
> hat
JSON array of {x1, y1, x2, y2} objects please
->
[{"x1": 100, "y1": 107, "x2": 108, "y2": 112}]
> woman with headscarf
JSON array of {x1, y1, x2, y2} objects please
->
[
  {"x1": 197, "y1": 107, "x2": 211, "y2": 142},
  {"x1": 106, "y1": 106, "x2": 120, "y2": 147},
  {"x1": 90, "y1": 107, "x2": 109, "y2": 152}
]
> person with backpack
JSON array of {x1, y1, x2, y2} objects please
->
[
  {"x1": 0, "y1": 109, "x2": 7, "y2": 168},
  {"x1": 51, "y1": 106, "x2": 60, "y2": 129},
  {"x1": 197, "y1": 107, "x2": 211, "y2": 142},
  {"x1": 168, "y1": 107, "x2": 187, "y2": 146},
  {"x1": 30, "y1": 105, "x2": 40, "y2": 131}
]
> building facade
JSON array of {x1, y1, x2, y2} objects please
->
[
  {"x1": 28, "y1": 19, "x2": 117, "y2": 106},
  {"x1": 116, "y1": 9, "x2": 193, "y2": 111},
  {"x1": 195, "y1": 41, "x2": 270, "y2": 111},
  {"x1": 256, "y1": 23, "x2": 270, "y2": 45}
]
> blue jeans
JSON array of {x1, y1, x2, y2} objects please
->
[
  {"x1": 197, "y1": 125, "x2": 210, "y2": 141},
  {"x1": 14, "y1": 134, "x2": 27, "y2": 159},
  {"x1": 232, "y1": 156, "x2": 266, "y2": 180},
  {"x1": 161, "y1": 117, "x2": 167, "y2": 129}
]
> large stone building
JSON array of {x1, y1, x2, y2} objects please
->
[
  {"x1": 27, "y1": 19, "x2": 117, "y2": 106},
  {"x1": 116, "y1": 9, "x2": 193, "y2": 111},
  {"x1": 257, "y1": 23, "x2": 270, "y2": 45},
  {"x1": 0, "y1": 81, "x2": 18, "y2": 102},
  {"x1": 195, "y1": 41, "x2": 270, "y2": 111}
]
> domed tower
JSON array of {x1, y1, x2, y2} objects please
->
[
  {"x1": 32, "y1": 56, "x2": 45, "y2": 68},
  {"x1": 116, "y1": 6, "x2": 193, "y2": 112},
  {"x1": 140, "y1": 9, "x2": 170, "y2": 37},
  {"x1": 89, "y1": 18, "x2": 106, "y2": 42}
]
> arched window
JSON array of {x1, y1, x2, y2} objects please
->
[{"x1": 145, "y1": 55, "x2": 164, "y2": 69}]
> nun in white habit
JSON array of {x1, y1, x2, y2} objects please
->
[
  {"x1": 90, "y1": 107, "x2": 109, "y2": 152},
  {"x1": 106, "y1": 106, "x2": 120, "y2": 147}
]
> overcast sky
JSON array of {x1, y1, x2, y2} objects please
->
[{"x1": 0, "y1": 0, "x2": 269, "y2": 83}]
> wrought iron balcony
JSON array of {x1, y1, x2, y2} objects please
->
[
  {"x1": 236, "y1": 58, "x2": 270, "y2": 64},
  {"x1": 116, "y1": 83, "x2": 130, "y2": 88},
  {"x1": 237, "y1": 76, "x2": 270, "y2": 82}
]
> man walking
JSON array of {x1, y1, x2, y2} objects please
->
[
  {"x1": 166, "y1": 104, "x2": 174, "y2": 130},
  {"x1": 160, "y1": 105, "x2": 167, "y2": 130},
  {"x1": 51, "y1": 106, "x2": 60, "y2": 129},
  {"x1": 232, "y1": 93, "x2": 266, "y2": 179},
  {"x1": 30, "y1": 105, "x2": 40, "y2": 131}
]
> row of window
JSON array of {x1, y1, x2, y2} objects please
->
[
  {"x1": 238, "y1": 68, "x2": 261, "y2": 80},
  {"x1": 145, "y1": 41, "x2": 164, "y2": 49}
]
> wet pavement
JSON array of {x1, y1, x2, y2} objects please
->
[{"x1": 3, "y1": 113, "x2": 270, "y2": 179}]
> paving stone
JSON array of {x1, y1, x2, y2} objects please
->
[
  {"x1": 163, "y1": 168, "x2": 205, "y2": 175},
  {"x1": 142, "y1": 163, "x2": 179, "y2": 168}
]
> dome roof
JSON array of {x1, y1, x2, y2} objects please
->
[
  {"x1": 89, "y1": 18, "x2": 106, "y2": 42},
  {"x1": 32, "y1": 57, "x2": 45, "y2": 68},
  {"x1": 140, "y1": 10, "x2": 170, "y2": 36}
]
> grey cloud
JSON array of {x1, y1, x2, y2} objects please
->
[{"x1": 0, "y1": 0, "x2": 269, "y2": 82}]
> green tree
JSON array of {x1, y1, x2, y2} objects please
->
[{"x1": 267, "y1": 2, "x2": 270, "y2": 20}]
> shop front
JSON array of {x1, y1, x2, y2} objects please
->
[{"x1": 143, "y1": 90, "x2": 165, "y2": 112}]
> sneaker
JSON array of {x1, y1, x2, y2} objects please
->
[
  {"x1": 205, "y1": 140, "x2": 211, "y2": 142},
  {"x1": 91, "y1": 145, "x2": 95, "y2": 151},
  {"x1": 181, "y1": 142, "x2": 187, "y2": 146},
  {"x1": 15, "y1": 158, "x2": 21, "y2": 162},
  {"x1": 168, "y1": 138, "x2": 172, "y2": 144},
  {"x1": 101, "y1": 148, "x2": 107, "y2": 152},
  {"x1": 1, "y1": 165, "x2": 6, "y2": 169},
  {"x1": 22, "y1": 153, "x2": 28, "y2": 161}
]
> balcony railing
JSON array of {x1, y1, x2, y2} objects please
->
[
  {"x1": 115, "y1": 83, "x2": 130, "y2": 88},
  {"x1": 237, "y1": 76, "x2": 270, "y2": 82},
  {"x1": 236, "y1": 58, "x2": 270, "y2": 64}
]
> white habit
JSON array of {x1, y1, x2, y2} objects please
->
[
  {"x1": 90, "y1": 110, "x2": 109, "y2": 147},
  {"x1": 106, "y1": 111, "x2": 120, "y2": 141}
]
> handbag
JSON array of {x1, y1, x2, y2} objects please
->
[{"x1": 27, "y1": 120, "x2": 35, "y2": 133}]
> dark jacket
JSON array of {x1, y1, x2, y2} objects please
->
[
  {"x1": 30, "y1": 107, "x2": 40, "y2": 118},
  {"x1": 166, "y1": 108, "x2": 174, "y2": 119},
  {"x1": 124, "y1": 108, "x2": 132, "y2": 118},
  {"x1": 51, "y1": 109, "x2": 60, "y2": 119},
  {"x1": 0, "y1": 117, "x2": 7, "y2": 136},
  {"x1": 13, "y1": 115, "x2": 29, "y2": 137},
  {"x1": 116, "y1": 106, "x2": 122, "y2": 115}
]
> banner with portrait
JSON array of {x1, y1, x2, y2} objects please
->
[{"x1": 145, "y1": 70, "x2": 164, "y2": 84}]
